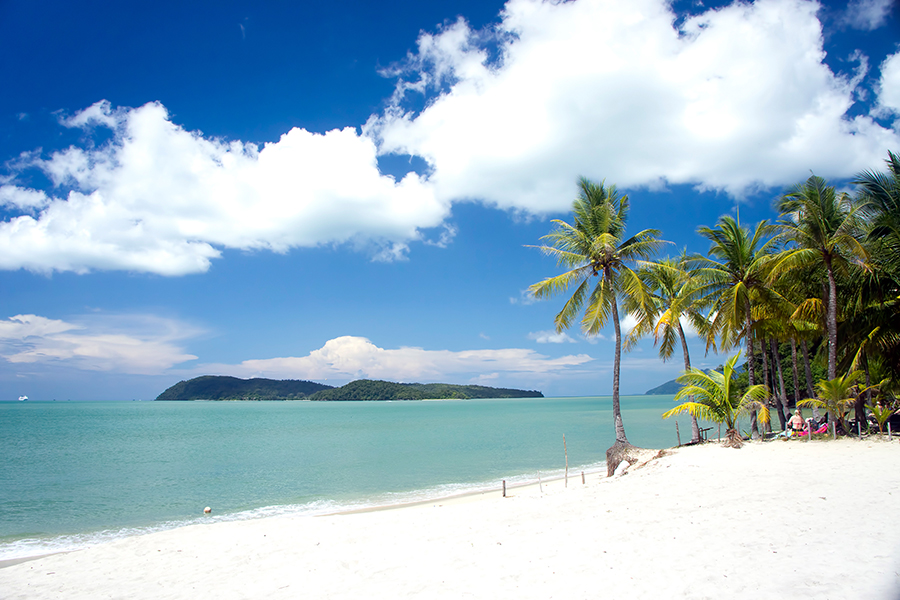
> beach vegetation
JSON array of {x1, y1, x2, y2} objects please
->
[
  {"x1": 663, "y1": 354, "x2": 769, "y2": 448},
  {"x1": 529, "y1": 177, "x2": 666, "y2": 472},
  {"x1": 625, "y1": 252, "x2": 707, "y2": 443},
  {"x1": 690, "y1": 216, "x2": 780, "y2": 439}
]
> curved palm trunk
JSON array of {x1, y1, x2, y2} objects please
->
[
  {"x1": 610, "y1": 293, "x2": 628, "y2": 444},
  {"x1": 745, "y1": 300, "x2": 760, "y2": 439},
  {"x1": 677, "y1": 321, "x2": 701, "y2": 443}
]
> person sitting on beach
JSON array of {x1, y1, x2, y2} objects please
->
[{"x1": 789, "y1": 410, "x2": 805, "y2": 432}]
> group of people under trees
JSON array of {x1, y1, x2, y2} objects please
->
[{"x1": 531, "y1": 150, "x2": 900, "y2": 457}]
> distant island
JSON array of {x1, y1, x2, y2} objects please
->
[
  {"x1": 644, "y1": 378, "x2": 683, "y2": 395},
  {"x1": 155, "y1": 376, "x2": 543, "y2": 401}
]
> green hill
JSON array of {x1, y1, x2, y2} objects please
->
[
  {"x1": 644, "y1": 378, "x2": 683, "y2": 395},
  {"x1": 155, "y1": 376, "x2": 333, "y2": 401},
  {"x1": 156, "y1": 376, "x2": 542, "y2": 401},
  {"x1": 307, "y1": 379, "x2": 543, "y2": 401}
]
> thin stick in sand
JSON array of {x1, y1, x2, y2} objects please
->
[{"x1": 563, "y1": 434, "x2": 568, "y2": 488}]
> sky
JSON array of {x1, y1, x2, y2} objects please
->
[{"x1": 0, "y1": 0, "x2": 898, "y2": 400}]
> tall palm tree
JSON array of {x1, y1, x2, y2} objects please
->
[
  {"x1": 852, "y1": 151, "x2": 900, "y2": 386},
  {"x1": 624, "y1": 253, "x2": 708, "y2": 443},
  {"x1": 854, "y1": 150, "x2": 900, "y2": 268},
  {"x1": 529, "y1": 177, "x2": 665, "y2": 470},
  {"x1": 692, "y1": 216, "x2": 780, "y2": 438},
  {"x1": 773, "y1": 175, "x2": 869, "y2": 381},
  {"x1": 663, "y1": 355, "x2": 769, "y2": 448}
]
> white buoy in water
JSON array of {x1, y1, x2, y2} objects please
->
[{"x1": 204, "y1": 507, "x2": 211, "y2": 514}]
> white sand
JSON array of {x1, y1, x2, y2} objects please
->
[{"x1": 3, "y1": 438, "x2": 899, "y2": 599}]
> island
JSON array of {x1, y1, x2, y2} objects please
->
[{"x1": 155, "y1": 376, "x2": 543, "y2": 401}]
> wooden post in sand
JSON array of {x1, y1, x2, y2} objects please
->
[
  {"x1": 832, "y1": 421, "x2": 836, "y2": 440},
  {"x1": 858, "y1": 421, "x2": 862, "y2": 437},
  {"x1": 718, "y1": 423, "x2": 721, "y2": 441},
  {"x1": 581, "y1": 471, "x2": 585, "y2": 484},
  {"x1": 676, "y1": 421, "x2": 682, "y2": 447},
  {"x1": 502, "y1": 480, "x2": 506, "y2": 497},
  {"x1": 564, "y1": 434, "x2": 568, "y2": 488},
  {"x1": 538, "y1": 474, "x2": 543, "y2": 494},
  {"x1": 889, "y1": 422, "x2": 893, "y2": 441},
  {"x1": 807, "y1": 419, "x2": 811, "y2": 441}
]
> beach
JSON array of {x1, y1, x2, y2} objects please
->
[{"x1": 2, "y1": 437, "x2": 898, "y2": 599}]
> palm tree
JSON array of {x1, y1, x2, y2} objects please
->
[
  {"x1": 624, "y1": 253, "x2": 708, "y2": 443},
  {"x1": 529, "y1": 177, "x2": 665, "y2": 472},
  {"x1": 663, "y1": 355, "x2": 769, "y2": 448},
  {"x1": 852, "y1": 151, "x2": 900, "y2": 389},
  {"x1": 773, "y1": 175, "x2": 869, "y2": 381},
  {"x1": 799, "y1": 371, "x2": 865, "y2": 435},
  {"x1": 854, "y1": 150, "x2": 900, "y2": 268},
  {"x1": 692, "y1": 216, "x2": 780, "y2": 438}
]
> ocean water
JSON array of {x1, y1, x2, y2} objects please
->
[{"x1": 0, "y1": 395, "x2": 698, "y2": 560}]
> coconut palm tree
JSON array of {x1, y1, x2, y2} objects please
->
[
  {"x1": 529, "y1": 177, "x2": 666, "y2": 471},
  {"x1": 773, "y1": 175, "x2": 869, "y2": 381},
  {"x1": 799, "y1": 371, "x2": 865, "y2": 436},
  {"x1": 624, "y1": 253, "x2": 708, "y2": 443},
  {"x1": 691, "y1": 216, "x2": 780, "y2": 438},
  {"x1": 663, "y1": 354, "x2": 769, "y2": 448}
]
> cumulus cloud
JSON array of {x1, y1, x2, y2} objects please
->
[
  {"x1": 842, "y1": 0, "x2": 894, "y2": 30},
  {"x1": 528, "y1": 330, "x2": 577, "y2": 343},
  {"x1": 368, "y1": 0, "x2": 899, "y2": 210},
  {"x1": 0, "y1": 313, "x2": 198, "y2": 374},
  {"x1": 202, "y1": 335, "x2": 593, "y2": 382},
  {"x1": 3, "y1": 0, "x2": 899, "y2": 276},
  {"x1": 0, "y1": 100, "x2": 447, "y2": 275},
  {"x1": 876, "y1": 51, "x2": 900, "y2": 116}
]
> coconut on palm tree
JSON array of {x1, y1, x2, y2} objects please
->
[
  {"x1": 529, "y1": 177, "x2": 666, "y2": 474},
  {"x1": 663, "y1": 355, "x2": 769, "y2": 448}
]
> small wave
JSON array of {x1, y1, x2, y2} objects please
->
[{"x1": 0, "y1": 461, "x2": 606, "y2": 562}]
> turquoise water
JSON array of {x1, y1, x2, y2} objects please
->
[{"x1": 0, "y1": 395, "x2": 696, "y2": 560}]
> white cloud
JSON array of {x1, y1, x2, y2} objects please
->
[
  {"x1": 368, "y1": 0, "x2": 899, "y2": 210},
  {"x1": 202, "y1": 335, "x2": 593, "y2": 381},
  {"x1": 0, "y1": 100, "x2": 447, "y2": 275},
  {"x1": 0, "y1": 313, "x2": 198, "y2": 374},
  {"x1": 620, "y1": 313, "x2": 640, "y2": 336},
  {"x1": 3, "y1": 0, "x2": 899, "y2": 277},
  {"x1": 842, "y1": 0, "x2": 894, "y2": 30},
  {"x1": 528, "y1": 330, "x2": 577, "y2": 343},
  {"x1": 509, "y1": 288, "x2": 538, "y2": 305},
  {"x1": 876, "y1": 51, "x2": 900, "y2": 116}
]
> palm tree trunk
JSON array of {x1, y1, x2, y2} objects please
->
[
  {"x1": 745, "y1": 301, "x2": 760, "y2": 439},
  {"x1": 610, "y1": 292, "x2": 628, "y2": 444},
  {"x1": 856, "y1": 350, "x2": 871, "y2": 430},
  {"x1": 677, "y1": 322, "x2": 701, "y2": 444},
  {"x1": 790, "y1": 337, "x2": 801, "y2": 408},
  {"x1": 761, "y1": 336, "x2": 782, "y2": 430},
  {"x1": 801, "y1": 339, "x2": 821, "y2": 420},
  {"x1": 771, "y1": 338, "x2": 789, "y2": 431},
  {"x1": 825, "y1": 255, "x2": 838, "y2": 380}
]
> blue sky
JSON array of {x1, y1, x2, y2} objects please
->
[{"x1": 1, "y1": 0, "x2": 898, "y2": 400}]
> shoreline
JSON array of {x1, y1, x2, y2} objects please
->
[
  {"x1": 0, "y1": 462, "x2": 607, "y2": 565},
  {"x1": 3, "y1": 437, "x2": 898, "y2": 599}
]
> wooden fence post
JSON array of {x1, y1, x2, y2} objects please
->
[
  {"x1": 502, "y1": 480, "x2": 506, "y2": 498},
  {"x1": 676, "y1": 421, "x2": 681, "y2": 447}
]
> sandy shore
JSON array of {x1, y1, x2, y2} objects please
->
[{"x1": 2, "y1": 437, "x2": 898, "y2": 599}]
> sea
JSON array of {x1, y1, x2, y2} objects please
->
[{"x1": 0, "y1": 395, "x2": 705, "y2": 561}]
